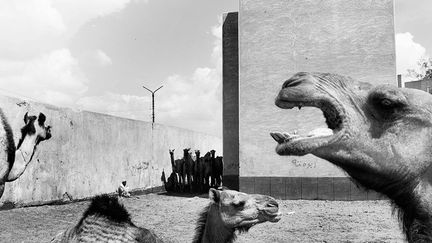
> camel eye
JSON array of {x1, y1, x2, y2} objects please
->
[
  {"x1": 232, "y1": 200, "x2": 245, "y2": 208},
  {"x1": 380, "y1": 98, "x2": 392, "y2": 107}
]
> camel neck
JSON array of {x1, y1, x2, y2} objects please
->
[
  {"x1": 194, "y1": 204, "x2": 235, "y2": 243},
  {"x1": 396, "y1": 180, "x2": 432, "y2": 242},
  {"x1": 6, "y1": 136, "x2": 37, "y2": 182},
  {"x1": 0, "y1": 109, "x2": 16, "y2": 170}
]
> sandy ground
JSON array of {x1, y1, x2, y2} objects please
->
[{"x1": 0, "y1": 192, "x2": 405, "y2": 243}]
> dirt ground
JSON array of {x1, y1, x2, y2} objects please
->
[{"x1": 0, "y1": 192, "x2": 405, "y2": 243}]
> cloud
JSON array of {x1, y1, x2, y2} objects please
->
[
  {"x1": 0, "y1": 0, "x2": 67, "y2": 59},
  {"x1": 0, "y1": 0, "x2": 143, "y2": 58},
  {"x1": 77, "y1": 18, "x2": 224, "y2": 137},
  {"x1": 94, "y1": 50, "x2": 113, "y2": 66},
  {"x1": 76, "y1": 93, "x2": 151, "y2": 121},
  {"x1": 79, "y1": 49, "x2": 113, "y2": 67},
  {"x1": 53, "y1": 0, "x2": 139, "y2": 37},
  {"x1": 396, "y1": 32, "x2": 428, "y2": 81},
  {"x1": 0, "y1": 49, "x2": 88, "y2": 107},
  {"x1": 154, "y1": 18, "x2": 223, "y2": 137},
  {"x1": 0, "y1": 0, "x2": 139, "y2": 107}
]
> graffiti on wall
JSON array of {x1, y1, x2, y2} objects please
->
[{"x1": 291, "y1": 159, "x2": 316, "y2": 169}]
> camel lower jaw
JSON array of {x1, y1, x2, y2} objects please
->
[
  {"x1": 267, "y1": 212, "x2": 282, "y2": 222},
  {"x1": 270, "y1": 129, "x2": 337, "y2": 156}
]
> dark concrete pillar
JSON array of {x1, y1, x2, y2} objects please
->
[{"x1": 222, "y1": 12, "x2": 239, "y2": 190}]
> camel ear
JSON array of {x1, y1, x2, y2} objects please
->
[
  {"x1": 209, "y1": 188, "x2": 221, "y2": 203},
  {"x1": 38, "y1": 113, "x2": 46, "y2": 126},
  {"x1": 24, "y1": 112, "x2": 29, "y2": 124}
]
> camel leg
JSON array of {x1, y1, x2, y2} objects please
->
[
  {"x1": 211, "y1": 175, "x2": 215, "y2": 188},
  {"x1": 203, "y1": 176, "x2": 208, "y2": 193},
  {"x1": 0, "y1": 182, "x2": 5, "y2": 199},
  {"x1": 191, "y1": 174, "x2": 193, "y2": 193},
  {"x1": 182, "y1": 174, "x2": 186, "y2": 192}
]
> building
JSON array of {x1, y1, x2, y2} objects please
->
[
  {"x1": 405, "y1": 78, "x2": 432, "y2": 94},
  {"x1": 223, "y1": 0, "x2": 396, "y2": 200}
]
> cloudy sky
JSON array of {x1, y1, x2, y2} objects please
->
[{"x1": 0, "y1": 0, "x2": 430, "y2": 138}]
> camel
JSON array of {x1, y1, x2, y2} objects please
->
[
  {"x1": 271, "y1": 72, "x2": 432, "y2": 242},
  {"x1": 169, "y1": 149, "x2": 184, "y2": 191},
  {"x1": 161, "y1": 169, "x2": 177, "y2": 193},
  {"x1": 182, "y1": 148, "x2": 195, "y2": 193},
  {"x1": 51, "y1": 194, "x2": 163, "y2": 243},
  {"x1": 192, "y1": 188, "x2": 281, "y2": 243},
  {"x1": 210, "y1": 150, "x2": 223, "y2": 188},
  {"x1": 0, "y1": 111, "x2": 51, "y2": 199},
  {"x1": 194, "y1": 150, "x2": 203, "y2": 192},
  {"x1": 201, "y1": 152, "x2": 212, "y2": 192}
]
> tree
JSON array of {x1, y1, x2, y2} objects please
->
[{"x1": 407, "y1": 57, "x2": 432, "y2": 80}]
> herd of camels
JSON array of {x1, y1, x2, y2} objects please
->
[
  {"x1": 162, "y1": 148, "x2": 223, "y2": 193},
  {"x1": 2, "y1": 71, "x2": 432, "y2": 242}
]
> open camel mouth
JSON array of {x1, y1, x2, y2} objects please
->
[
  {"x1": 270, "y1": 95, "x2": 345, "y2": 156},
  {"x1": 266, "y1": 211, "x2": 282, "y2": 222}
]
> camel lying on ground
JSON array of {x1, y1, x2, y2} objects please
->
[
  {"x1": 51, "y1": 190, "x2": 281, "y2": 243},
  {"x1": 0, "y1": 111, "x2": 51, "y2": 199},
  {"x1": 50, "y1": 194, "x2": 163, "y2": 243},
  {"x1": 271, "y1": 72, "x2": 432, "y2": 242}
]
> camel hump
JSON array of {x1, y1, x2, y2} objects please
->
[{"x1": 81, "y1": 194, "x2": 131, "y2": 224}]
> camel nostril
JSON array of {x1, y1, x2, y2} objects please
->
[
  {"x1": 282, "y1": 78, "x2": 303, "y2": 89},
  {"x1": 266, "y1": 199, "x2": 279, "y2": 208}
]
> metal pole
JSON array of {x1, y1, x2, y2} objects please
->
[
  {"x1": 142, "y1": 85, "x2": 163, "y2": 126},
  {"x1": 152, "y1": 93, "x2": 155, "y2": 124}
]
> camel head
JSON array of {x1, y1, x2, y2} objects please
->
[
  {"x1": 169, "y1": 149, "x2": 175, "y2": 155},
  {"x1": 195, "y1": 150, "x2": 200, "y2": 158},
  {"x1": 183, "y1": 148, "x2": 191, "y2": 157},
  {"x1": 16, "y1": 112, "x2": 51, "y2": 161},
  {"x1": 208, "y1": 188, "x2": 281, "y2": 230},
  {"x1": 270, "y1": 72, "x2": 432, "y2": 240},
  {"x1": 5, "y1": 112, "x2": 52, "y2": 182}
]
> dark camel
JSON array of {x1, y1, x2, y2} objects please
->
[
  {"x1": 194, "y1": 150, "x2": 203, "y2": 192},
  {"x1": 182, "y1": 148, "x2": 194, "y2": 193},
  {"x1": 161, "y1": 169, "x2": 177, "y2": 193},
  {"x1": 192, "y1": 188, "x2": 281, "y2": 243},
  {"x1": 0, "y1": 111, "x2": 51, "y2": 199},
  {"x1": 271, "y1": 72, "x2": 432, "y2": 242},
  {"x1": 51, "y1": 195, "x2": 163, "y2": 242},
  {"x1": 210, "y1": 150, "x2": 223, "y2": 188},
  {"x1": 169, "y1": 149, "x2": 184, "y2": 191},
  {"x1": 201, "y1": 152, "x2": 212, "y2": 192}
]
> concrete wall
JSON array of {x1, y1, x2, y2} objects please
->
[
  {"x1": 0, "y1": 95, "x2": 221, "y2": 207},
  {"x1": 223, "y1": 0, "x2": 395, "y2": 200},
  {"x1": 405, "y1": 79, "x2": 432, "y2": 93}
]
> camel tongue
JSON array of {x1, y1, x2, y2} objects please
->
[
  {"x1": 306, "y1": 128, "x2": 333, "y2": 137},
  {"x1": 270, "y1": 132, "x2": 300, "y2": 144}
]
